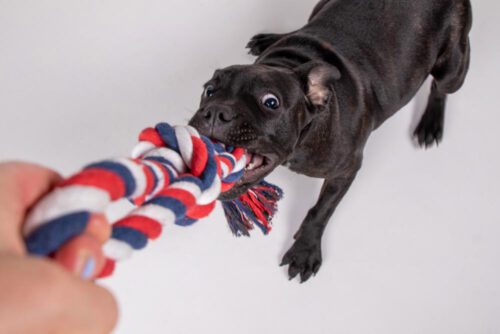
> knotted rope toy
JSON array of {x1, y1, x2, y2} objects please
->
[{"x1": 23, "y1": 123, "x2": 282, "y2": 278}]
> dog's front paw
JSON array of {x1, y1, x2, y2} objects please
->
[{"x1": 281, "y1": 238, "x2": 322, "y2": 283}]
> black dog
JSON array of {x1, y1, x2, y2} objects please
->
[{"x1": 189, "y1": 0, "x2": 472, "y2": 282}]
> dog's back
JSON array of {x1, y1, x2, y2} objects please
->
[{"x1": 304, "y1": 0, "x2": 472, "y2": 125}]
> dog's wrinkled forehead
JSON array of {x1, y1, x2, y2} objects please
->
[{"x1": 207, "y1": 65, "x2": 301, "y2": 106}]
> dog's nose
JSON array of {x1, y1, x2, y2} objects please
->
[{"x1": 203, "y1": 105, "x2": 235, "y2": 125}]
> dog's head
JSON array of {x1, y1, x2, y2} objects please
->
[{"x1": 189, "y1": 62, "x2": 340, "y2": 199}]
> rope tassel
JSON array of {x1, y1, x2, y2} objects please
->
[
  {"x1": 23, "y1": 123, "x2": 283, "y2": 278},
  {"x1": 222, "y1": 181, "x2": 283, "y2": 236}
]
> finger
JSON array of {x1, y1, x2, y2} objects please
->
[
  {"x1": 85, "y1": 213, "x2": 112, "y2": 244},
  {"x1": 54, "y1": 214, "x2": 110, "y2": 279},
  {"x1": 54, "y1": 234, "x2": 106, "y2": 280},
  {"x1": 0, "y1": 162, "x2": 62, "y2": 254}
]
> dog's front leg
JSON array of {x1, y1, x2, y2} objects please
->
[{"x1": 281, "y1": 174, "x2": 357, "y2": 282}]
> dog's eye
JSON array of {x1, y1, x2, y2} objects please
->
[
  {"x1": 262, "y1": 94, "x2": 280, "y2": 110},
  {"x1": 204, "y1": 85, "x2": 215, "y2": 98}
]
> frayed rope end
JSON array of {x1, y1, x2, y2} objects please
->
[{"x1": 221, "y1": 180, "x2": 283, "y2": 237}]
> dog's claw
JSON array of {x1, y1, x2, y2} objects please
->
[{"x1": 414, "y1": 119, "x2": 444, "y2": 148}]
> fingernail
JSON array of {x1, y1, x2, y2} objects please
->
[{"x1": 80, "y1": 256, "x2": 96, "y2": 280}]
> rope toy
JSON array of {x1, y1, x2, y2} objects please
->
[{"x1": 23, "y1": 123, "x2": 283, "y2": 278}]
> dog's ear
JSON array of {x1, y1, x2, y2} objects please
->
[{"x1": 295, "y1": 61, "x2": 341, "y2": 111}]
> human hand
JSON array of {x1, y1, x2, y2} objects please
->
[{"x1": 0, "y1": 162, "x2": 118, "y2": 334}]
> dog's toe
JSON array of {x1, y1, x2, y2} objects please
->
[
  {"x1": 288, "y1": 263, "x2": 301, "y2": 280},
  {"x1": 300, "y1": 268, "x2": 314, "y2": 283}
]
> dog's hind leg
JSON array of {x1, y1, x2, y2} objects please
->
[
  {"x1": 414, "y1": 2, "x2": 472, "y2": 148},
  {"x1": 414, "y1": 41, "x2": 470, "y2": 147}
]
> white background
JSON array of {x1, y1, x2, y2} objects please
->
[{"x1": 1, "y1": 1, "x2": 499, "y2": 333}]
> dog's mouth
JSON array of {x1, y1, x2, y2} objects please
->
[
  {"x1": 215, "y1": 150, "x2": 277, "y2": 200},
  {"x1": 241, "y1": 151, "x2": 277, "y2": 184},
  {"x1": 190, "y1": 125, "x2": 280, "y2": 198}
]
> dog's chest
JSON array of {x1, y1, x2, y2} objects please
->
[{"x1": 284, "y1": 124, "x2": 336, "y2": 178}]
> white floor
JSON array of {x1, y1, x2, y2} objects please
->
[{"x1": 1, "y1": 1, "x2": 499, "y2": 333}]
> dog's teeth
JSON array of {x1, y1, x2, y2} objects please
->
[
  {"x1": 244, "y1": 154, "x2": 265, "y2": 171},
  {"x1": 245, "y1": 153, "x2": 253, "y2": 165},
  {"x1": 248, "y1": 155, "x2": 263, "y2": 170}
]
